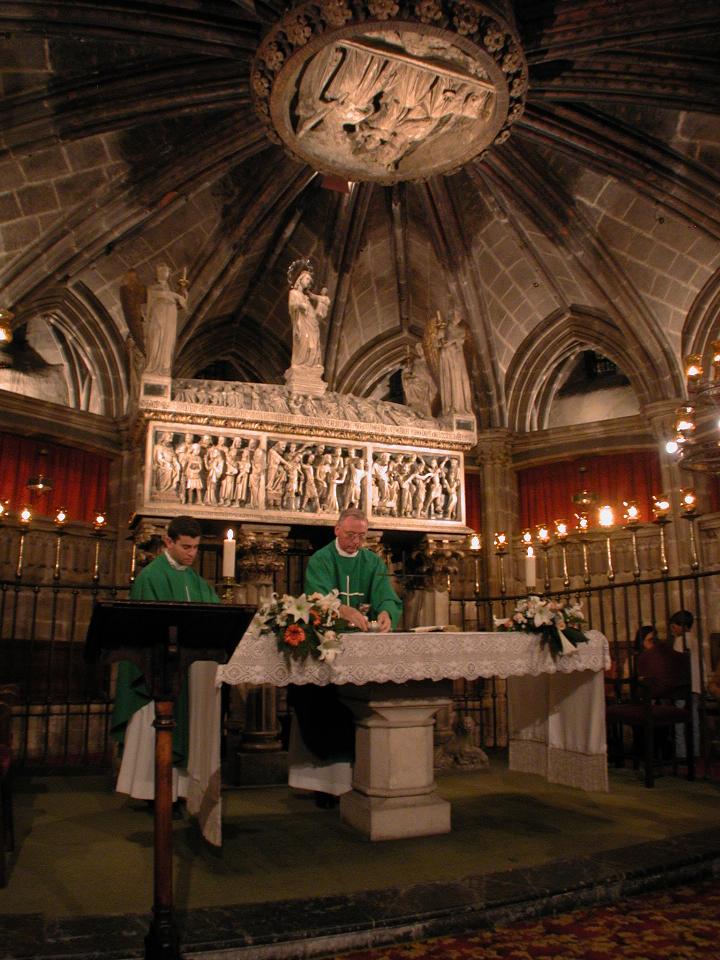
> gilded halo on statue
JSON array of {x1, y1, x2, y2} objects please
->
[{"x1": 251, "y1": 0, "x2": 528, "y2": 185}]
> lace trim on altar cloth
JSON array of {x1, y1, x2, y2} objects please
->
[
  {"x1": 509, "y1": 740, "x2": 609, "y2": 793},
  {"x1": 217, "y1": 620, "x2": 610, "y2": 688}
]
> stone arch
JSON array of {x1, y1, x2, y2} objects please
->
[
  {"x1": 683, "y1": 267, "x2": 720, "y2": 365},
  {"x1": 175, "y1": 319, "x2": 289, "y2": 384},
  {"x1": 334, "y1": 332, "x2": 415, "y2": 398},
  {"x1": 506, "y1": 306, "x2": 673, "y2": 434},
  {"x1": 8, "y1": 284, "x2": 127, "y2": 418}
]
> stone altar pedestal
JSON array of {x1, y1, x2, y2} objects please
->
[{"x1": 339, "y1": 680, "x2": 452, "y2": 841}]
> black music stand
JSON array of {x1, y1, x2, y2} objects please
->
[{"x1": 86, "y1": 599, "x2": 255, "y2": 960}]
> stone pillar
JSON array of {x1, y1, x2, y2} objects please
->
[
  {"x1": 229, "y1": 524, "x2": 289, "y2": 785},
  {"x1": 473, "y1": 429, "x2": 515, "y2": 603}
]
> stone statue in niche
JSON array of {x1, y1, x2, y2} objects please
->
[{"x1": 143, "y1": 263, "x2": 188, "y2": 378}]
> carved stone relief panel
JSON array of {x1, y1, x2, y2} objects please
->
[{"x1": 141, "y1": 423, "x2": 466, "y2": 530}]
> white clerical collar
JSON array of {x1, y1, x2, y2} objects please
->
[
  {"x1": 335, "y1": 538, "x2": 359, "y2": 558},
  {"x1": 164, "y1": 549, "x2": 188, "y2": 571}
]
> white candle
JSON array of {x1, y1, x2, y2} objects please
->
[
  {"x1": 525, "y1": 546, "x2": 536, "y2": 589},
  {"x1": 345, "y1": 575, "x2": 350, "y2": 607},
  {"x1": 223, "y1": 529, "x2": 236, "y2": 578}
]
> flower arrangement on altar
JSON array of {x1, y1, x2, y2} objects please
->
[
  {"x1": 495, "y1": 595, "x2": 588, "y2": 657},
  {"x1": 257, "y1": 590, "x2": 343, "y2": 663}
]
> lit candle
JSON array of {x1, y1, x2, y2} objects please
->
[
  {"x1": 525, "y1": 546, "x2": 536, "y2": 589},
  {"x1": 222, "y1": 529, "x2": 236, "y2": 578}
]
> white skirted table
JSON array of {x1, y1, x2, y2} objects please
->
[{"x1": 217, "y1": 623, "x2": 610, "y2": 841}]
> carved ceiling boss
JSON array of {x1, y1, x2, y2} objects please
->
[{"x1": 252, "y1": 1, "x2": 527, "y2": 185}]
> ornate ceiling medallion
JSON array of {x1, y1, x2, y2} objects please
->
[{"x1": 251, "y1": 1, "x2": 528, "y2": 184}]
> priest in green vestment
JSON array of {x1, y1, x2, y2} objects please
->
[
  {"x1": 111, "y1": 515, "x2": 221, "y2": 835},
  {"x1": 288, "y1": 507, "x2": 402, "y2": 806}
]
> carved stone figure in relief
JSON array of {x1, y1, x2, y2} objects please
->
[
  {"x1": 266, "y1": 441, "x2": 288, "y2": 509},
  {"x1": 143, "y1": 263, "x2": 187, "y2": 377},
  {"x1": 182, "y1": 444, "x2": 205, "y2": 504},
  {"x1": 343, "y1": 451, "x2": 367, "y2": 510},
  {"x1": 152, "y1": 432, "x2": 180, "y2": 495},
  {"x1": 203, "y1": 436, "x2": 226, "y2": 506},
  {"x1": 235, "y1": 447, "x2": 252, "y2": 505},
  {"x1": 443, "y1": 458, "x2": 460, "y2": 519},
  {"x1": 300, "y1": 453, "x2": 320, "y2": 512},
  {"x1": 248, "y1": 441, "x2": 265, "y2": 510},
  {"x1": 219, "y1": 445, "x2": 239, "y2": 505}
]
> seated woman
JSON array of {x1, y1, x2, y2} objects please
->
[{"x1": 634, "y1": 624, "x2": 658, "y2": 656}]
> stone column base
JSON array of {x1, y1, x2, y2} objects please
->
[{"x1": 340, "y1": 790, "x2": 450, "y2": 841}]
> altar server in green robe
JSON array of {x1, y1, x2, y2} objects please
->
[
  {"x1": 288, "y1": 508, "x2": 402, "y2": 806},
  {"x1": 111, "y1": 516, "x2": 219, "y2": 823}
]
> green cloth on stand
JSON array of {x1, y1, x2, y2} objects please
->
[{"x1": 110, "y1": 552, "x2": 219, "y2": 768}]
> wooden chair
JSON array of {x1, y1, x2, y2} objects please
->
[
  {"x1": 0, "y1": 684, "x2": 19, "y2": 887},
  {"x1": 605, "y1": 644, "x2": 695, "y2": 787}
]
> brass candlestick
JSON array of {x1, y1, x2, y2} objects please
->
[
  {"x1": 575, "y1": 513, "x2": 591, "y2": 586},
  {"x1": 494, "y1": 532, "x2": 508, "y2": 597},
  {"x1": 652, "y1": 495, "x2": 671, "y2": 576},
  {"x1": 598, "y1": 505, "x2": 615, "y2": 582},
  {"x1": 468, "y1": 533, "x2": 481, "y2": 595},
  {"x1": 16, "y1": 505, "x2": 31, "y2": 579},
  {"x1": 554, "y1": 520, "x2": 570, "y2": 588},
  {"x1": 92, "y1": 510, "x2": 108, "y2": 583},
  {"x1": 536, "y1": 525, "x2": 551, "y2": 592},
  {"x1": 622, "y1": 500, "x2": 641, "y2": 580},
  {"x1": 53, "y1": 507, "x2": 68, "y2": 581},
  {"x1": 680, "y1": 488, "x2": 700, "y2": 571},
  {"x1": 221, "y1": 577, "x2": 236, "y2": 604}
]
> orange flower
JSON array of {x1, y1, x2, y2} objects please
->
[{"x1": 283, "y1": 623, "x2": 305, "y2": 647}]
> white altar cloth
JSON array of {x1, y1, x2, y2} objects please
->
[{"x1": 217, "y1": 622, "x2": 610, "y2": 794}]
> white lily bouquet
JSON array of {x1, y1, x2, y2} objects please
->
[
  {"x1": 495, "y1": 595, "x2": 588, "y2": 657},
  {"x1": 258, "y1": 590, "x2": 343, "y2": 664}
]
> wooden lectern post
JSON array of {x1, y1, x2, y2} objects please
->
[{"x1": 85, "y1": 600, "x2": 255, "y2": 960}]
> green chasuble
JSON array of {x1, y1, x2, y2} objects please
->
[
  {"x1": 110, "y1": 552, "x2": 219, "y2": 766},
  {"x1": 304, "y1": 540, "x2": 402, "y2": 628}
]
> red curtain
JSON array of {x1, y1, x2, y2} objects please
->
[
  {"x1": 518, "y1": 451, "x2": 662, "y2": 529},
  {"x1": 465, "y1": 471, "x2": 482, "y2": 533},
  {"x1": 0, "y1": 432, "x2": 111, "y2": 524}
]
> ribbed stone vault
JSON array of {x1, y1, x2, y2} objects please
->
[{"x1": 1, "y1": 0, "x2": 719, "y2": 427}]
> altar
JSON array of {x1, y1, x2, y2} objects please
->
[{"x1": 218, "y1": 625, "x2": 610, "y2": 841}]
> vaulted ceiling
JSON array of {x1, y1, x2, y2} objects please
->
[{"x1": 1, "y1": 0, "x2": 719, "y2": 432}]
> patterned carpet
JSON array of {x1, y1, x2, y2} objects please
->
[{"x1": 336, "y1": 880, "x2": 720, "y2": 959}]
